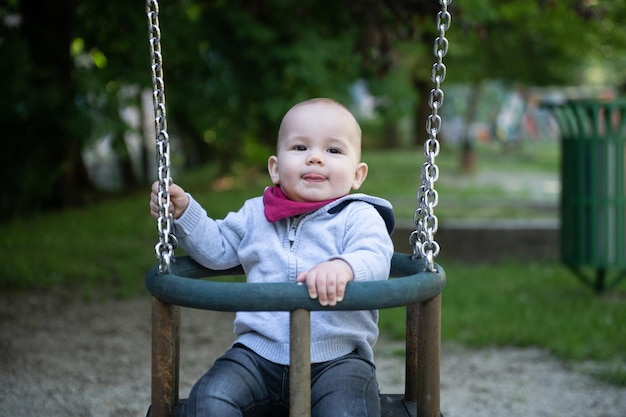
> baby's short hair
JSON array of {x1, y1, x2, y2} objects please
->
[{"x1": 276, "y1": 98, "x2": 362, "y2": 152}]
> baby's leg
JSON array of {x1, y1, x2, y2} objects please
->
[
  {"x1": 310, "y1": 351, "x2": 380, "y2": 417},
  {"x1": 186, "y1": 344, "x2": 286, "y2": 417}
]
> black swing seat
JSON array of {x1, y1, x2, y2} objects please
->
[
  {"x1": 145, "y1": 252, "x2": 446, "y2": 417},
  {"x1": 146, "y1": 394, "x2": 421, "y2": 417}
]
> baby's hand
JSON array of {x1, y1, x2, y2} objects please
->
[
  {"x1": 296, "y1": 259, "x2": 354, "y2": 306},
  {"x1": 150, "y1": 181, "x2": 189, "y2": 219}
]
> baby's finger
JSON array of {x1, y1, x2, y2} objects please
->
[
  {"x1": 315, "y1": 275, "x2": 333, "y2": 307},
  {"x1": 335, "y1": 278, "x2": 347, "y2": 303},
  {"x1": 323, "y1": 276, "x2": 338, "y2": 306},
  {"x1": 300, "y1": 272, "x2": 319, "y2": 301},
  {"x1": 149, "y1": 200, "x2": 158, "y2": 218}
]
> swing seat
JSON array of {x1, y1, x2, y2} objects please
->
[
  {"x1": 145, "y1": 252, "x2": 446, "y2": 417},
  {"x1": 146, "y1": 395, "x2": 421, "y2": 417}
]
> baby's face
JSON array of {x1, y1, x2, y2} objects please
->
[{"x1": 268, "y1": 101, "x2": 368, "y2": 202}]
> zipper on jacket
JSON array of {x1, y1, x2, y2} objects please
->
[{"x1": 288, "y1": 216, "x2": 300, "y2": 247}]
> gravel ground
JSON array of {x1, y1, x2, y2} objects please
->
[{"x1": 1, "y1": 292, "x2": 624, "y2": 417}]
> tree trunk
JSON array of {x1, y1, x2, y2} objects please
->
[
  {"x1": 460, "y1": 82, "x2": 483, "y2": 173},
  {"x1": 382, "y1": 122, "x2": 400, "y2": 148},
  {"x1": 412, "y1": 75, "x2": 433, "y2": 147},
  {"x1": 20, "y1": 0, "x2": 90, "y2": 209}
]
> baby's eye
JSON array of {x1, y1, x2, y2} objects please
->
[
  {"x1": 327, "y1": 148, "x2": 342, "y2": 154},
  {"x1": 293, "y1": 145, "x2": 307, "y2": 151}
]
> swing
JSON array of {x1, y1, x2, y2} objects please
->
[{"x1": 144, "y1": 1, "x2": 451, "y2": 416}]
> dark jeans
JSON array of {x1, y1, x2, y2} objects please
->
[{"x1": 186, "y1": 344, "x2": 380, "y2": 417}]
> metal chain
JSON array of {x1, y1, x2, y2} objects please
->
[
  {"x1": 410, "y1": 0, "x2": 451, "y2": 271},
  {"x1": 147, "y1": 0, "x2": 176, "y2": 274}
]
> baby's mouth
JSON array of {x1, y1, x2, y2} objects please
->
[{"x1": 302, "y1": 173, "x2": 326, "y2": 182}]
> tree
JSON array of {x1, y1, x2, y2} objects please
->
[
  {"x1": 154, "y1": 1, "x2": 363, "y2": 173},
  {"x1": 3, "y1": 0, "x2": 625, "y2": 218},
  {"x1": 2, "y1": 1, "x2": 374, "y2": 217},
  {"x1": 442, "y1": 0, "x2": 626, "y2": 170},
  {"x1": 0, "y1": 0, "x2": 94, "y2": 218},
  {"x1": 1, "y1": 1, "x2": 147, "y2": 216}
]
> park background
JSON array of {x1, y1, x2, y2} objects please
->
[{"x1": 1, "y1": 0, "x2": 625, "y2": 413}]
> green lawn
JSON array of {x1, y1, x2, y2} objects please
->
[
  {"x1": 379, "y1": 260, "x2": 626, "y2": 385},
  {"x1": 1, "y1": 141, "x2": 624, "y2": 385},
  {"x1": 360, "y1": 139, "x2": 560, "y2": 221}
]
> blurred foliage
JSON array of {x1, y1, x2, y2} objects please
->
[
  {"x1": 446, "y1": 0, "x2": 626, "y2": 86},
  {"x1": 1, "y1": 0, "x2": 625, "y2": 219}
]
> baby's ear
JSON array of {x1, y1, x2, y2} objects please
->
[
  {"x1": 351, "y1": 162, "x2": 368, "y2": 190},
  {"x1": 268, "y1": 155, "x2": 280, "y2": 184}
]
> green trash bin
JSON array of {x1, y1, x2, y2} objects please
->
[{"x1": 546, "y1": 99, "x2": 626, "y2": 292}]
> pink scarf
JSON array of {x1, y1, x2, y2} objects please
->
[{"x1": 263, "y1": 186, "x2": 339, "y2": 222}]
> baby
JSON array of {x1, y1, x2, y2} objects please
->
[{"x1": 150, "y1": 98, "x2": 394, "y2": 416}]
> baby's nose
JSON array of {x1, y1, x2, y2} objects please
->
[{"x1": 307, "y1": 151, "x2": 324, "y2": 164}]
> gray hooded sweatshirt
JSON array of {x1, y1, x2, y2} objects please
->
[{"x1": 174, "y1": 192, "x2": 394, "y2": 365}]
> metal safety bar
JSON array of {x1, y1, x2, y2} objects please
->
[{"x1": 146, "y1": 253, "x2": 446, "y2": 417}]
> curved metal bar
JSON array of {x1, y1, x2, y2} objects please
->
[{"x1": 145, "y1": 253, "x2": 446, "y2": 312}]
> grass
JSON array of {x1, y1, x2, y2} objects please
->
[
  {"x1": 0, "y1": 196, "x2": 157, "y2": 299},
  {"x1": 360, "y1": 139, "x2": 561, "y2": 221},
  {"x1": 1, "y1": 140, "x2": 625, "y2": 385},
  {"x1": 378, "y1": 260, "x2": 626, "y2": 385}
]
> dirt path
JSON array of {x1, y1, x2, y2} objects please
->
[{"x1": 1, "y1": 293, "x2": 624, "y2": 417}]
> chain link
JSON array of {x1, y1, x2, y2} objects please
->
[
  {"x1": 411, "y1": 0, "x2": 451, "y2": 271},
  {"x1": 147, "y1": 0, "x2": 176, "y2": 274}
]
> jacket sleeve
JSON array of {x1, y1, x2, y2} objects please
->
[
  {"x1": 173, "y1": 194, "x2": 244, "y2": 269},
  {"x1": 334, "y1": 202, "x2": 394, "y2": 282}
]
